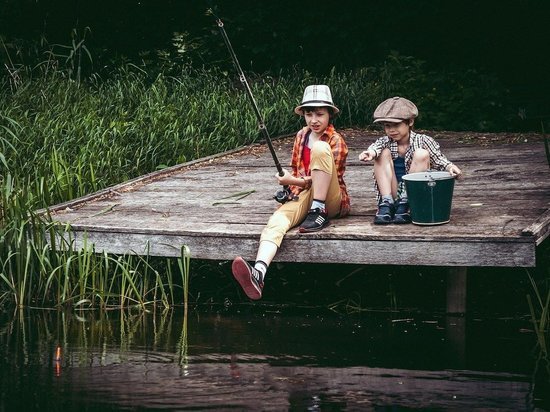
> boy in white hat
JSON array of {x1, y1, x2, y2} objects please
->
[
  {"x1": 359, "y1": 96, "x2": 462, "y2": 224},
  {"x1": 231, "y1": 85, "x2": 350, "y2": 300}
]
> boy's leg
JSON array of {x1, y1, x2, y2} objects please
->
[
  {"x1": 232, "y1": 193, "x2": 312, "y2": 299},
  {"x1": 393, "y1": 148, "x2": 429, "y2": 224},
  {"x1": 299, "y1": 141, "x2": 342, "y2": 232},
  {"x1": 374, "y1": 148, "x2": 398, "y2": 198},
  {"x1": 231, "y1": 257, "x2": 265, "y2": 300},
  {"x1": 373, "y1": 148, "x2": 398, "y2": 224},
  {"x1": 254, "y1": 240, "x2": 278, "y2": 274}
]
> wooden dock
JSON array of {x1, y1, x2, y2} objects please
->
[{"x1": 44, "y1": 129, "x2": 550, "y2": 269}]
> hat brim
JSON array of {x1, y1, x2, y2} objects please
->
[
  {"x1": 294, "y1": 102, "x2": 340, "y2": 116},
  {"x1": 373, "y1": 117, "x2": 407, "y2": 123}
]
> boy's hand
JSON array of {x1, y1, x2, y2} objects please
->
[
  {"x1": 447, "y1": 164, "x2": 462, "y2": 178},
  {"x1": 359, "y1": 149, "x2": 376, "y2": 162},
  {"x1": 276, "y1": 169, "x2": 294, "y2": 186}
]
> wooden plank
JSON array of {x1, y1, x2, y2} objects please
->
[
  {"x1": 522, "y1": 209, "x2": 550, "y2": 245},
  {"x1": 57, "y1": 229, "x2": 536, "y2": 267},
  {"x1": 55, "y1": 212, "x2": 539, "y2": 241}
]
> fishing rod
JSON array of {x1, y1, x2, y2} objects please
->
[{"x1": 208, "y1": 9, "x2": 292, "y2": 203}]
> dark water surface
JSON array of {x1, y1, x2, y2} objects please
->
[{"x1": 1, "y1": 307, "x2": 549, "y2": 411}]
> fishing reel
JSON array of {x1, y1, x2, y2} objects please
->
[{"x1": 273, "y1": 186, "x2": 293, "y2": 204}]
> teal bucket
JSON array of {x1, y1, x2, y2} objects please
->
[{"x1": 402, "y1": 171, "x2": 455, "y2": 225}]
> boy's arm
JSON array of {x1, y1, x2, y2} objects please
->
[
  {"x1": 367, "y1": 136, "x2": 389, "y2": 159},
  {"x1": 277, "y1": 169, "x2": 311, "y2": 188},
  {"x1": 423, "y1": 135, "x2": 454, "y2": 171}
]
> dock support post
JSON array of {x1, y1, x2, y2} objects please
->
[
  {"x1": 446, "y1": 316, "x2": 466, "y2": 367},
  {"x1": 446, "y1": 267, "x2": 468, "y2": 314}
]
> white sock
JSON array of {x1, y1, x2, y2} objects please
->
[
  {"x1": 311, "y1": 199, "x2": 326, "y2": 210},
  {"x1": 254, "y1": 261, "x2": 268, "y2": 280}
]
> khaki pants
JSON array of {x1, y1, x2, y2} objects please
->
[{"x1": 260, "y1": 141, "x2": 342, "y2": 247}]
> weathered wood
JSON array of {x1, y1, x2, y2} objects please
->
[
  {"x1": 522, "y1": 209, "x2": 550, "y2": 245},
  {"x1": 447, "y1": 267, "x2": 468, "y2": 314},
  {"x1": 445, "y1": 316, "x2": 466, "y2": 363},
  {"x1": 58, "y1": 229, "x2": 535, "y2": 267},
  {"x1": 43, "y1": 130, "x2": 550, "y2": 267}
]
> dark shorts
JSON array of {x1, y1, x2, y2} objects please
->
[{"x1": 394, "y1": 156, "x2": 406, "y2": 183}]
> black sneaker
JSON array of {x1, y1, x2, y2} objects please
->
[
  {"x1": 393, "y1": 199, "x2": 412, "y2": 224},
  {"x1": 374, "y1": 199, "x2": 394, "y2": 225},
  {"x1": 231, "y1": 256, "x2": 264, "y2": 300},
  {"x1": 299, "y1": 208, "x2": 330, "y2": 233}
]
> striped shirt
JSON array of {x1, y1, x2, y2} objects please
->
[
  {"x1": 290, "y1": 124, "x2": 350, "y2": 217},
  {"x1": 367, "y1": 131, "x2": 453, "y2": 200}
]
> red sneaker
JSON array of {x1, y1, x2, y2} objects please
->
[{"x1": 231, "y1": 256, "x2": 264, "y2": 300}]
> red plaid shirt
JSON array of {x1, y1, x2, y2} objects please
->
[{"x1": 289, "y1": 125, "x2": 350, "y2": 217}]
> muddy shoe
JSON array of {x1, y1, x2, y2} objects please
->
[
  {"x1": 374, "y1": 199, "x2": 394, "y2": 225},
  {"x1": 393, "y1": 198, "x2": 412, "y2": 224},
  {"x1": 231, "y1": 256, "x2": 264, "y2": 300},
  {"x1": 299, "y1": 208, "x2": 330, "y2": 233}
]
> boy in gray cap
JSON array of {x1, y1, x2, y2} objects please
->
[{"x1": 359, "y1": 96, "x2": 461, "y2": 224}]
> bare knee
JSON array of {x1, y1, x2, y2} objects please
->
[
  {"x1": 410, "y1": 148, "x2": 430, "y2": 172},
  {"x1": 375, "y1": 148, "x2": 392, "y2": 164},
  {"x1": 412, "y1": 148, "x2": 429, "y2": 163}
]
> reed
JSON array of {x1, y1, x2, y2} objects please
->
[{"x1": 526, "y1": 266, "x2": 550, "y2": 358}]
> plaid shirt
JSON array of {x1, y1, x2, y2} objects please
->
[
  {"x1": 290, "y1": 124, "x2": 350, "y2": 217},
  {"x1": 367, "y1": 131, "x2": 453, "y2": 200}
]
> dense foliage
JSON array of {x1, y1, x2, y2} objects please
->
[{"x1": 2, "y1": 1, "x2": 550, "y2": 132}]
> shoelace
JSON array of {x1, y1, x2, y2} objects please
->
[{"x1": 251, "y1": 267, "x2": 263, "y2": 284}]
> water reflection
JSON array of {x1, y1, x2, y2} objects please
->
[{"x1": 0, "y1": 307, "x2": 547, "y2": 410}]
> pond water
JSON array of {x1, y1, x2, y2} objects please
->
[{"x1": 0, "y1": 306, "x2": 548, "y2": 411}]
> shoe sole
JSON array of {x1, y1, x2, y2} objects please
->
[
  {"x1": 231, "y1": 257, "x2": 262, "y2": 300},
  {"x1": 374, "y1": 217, "x2": 393, "y2": 225},
  {"x1": 299, "y1": 221, "x2": 330, "y2": 233},
  {"x1": 393, "y1": 217, "x2": 412, "y2": 224},
  {"x1": 393, "y1": 212, "x2": 411, "y2": 224}
]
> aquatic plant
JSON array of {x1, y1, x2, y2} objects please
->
[
  {"x1": 526, "y1": 268, "x2": 550, "y2": 358},
  {"x1": 0, "y1": 206, "x2": 191, "y2": 309}
]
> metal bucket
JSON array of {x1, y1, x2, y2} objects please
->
[{"x1": 402, "y1": 171, "x2": 455, "y2": 225}]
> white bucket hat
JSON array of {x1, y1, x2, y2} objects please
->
[{"x1": 294, "y1": 85, "x2": 340, "y2": 115}]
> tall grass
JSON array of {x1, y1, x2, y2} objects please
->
[
  {"x1": 526, "y1": 240, "x2": 550, "y2": 358},
  {"x1": 0, "y1": 195, "x2": 191, "y2": 309}
]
